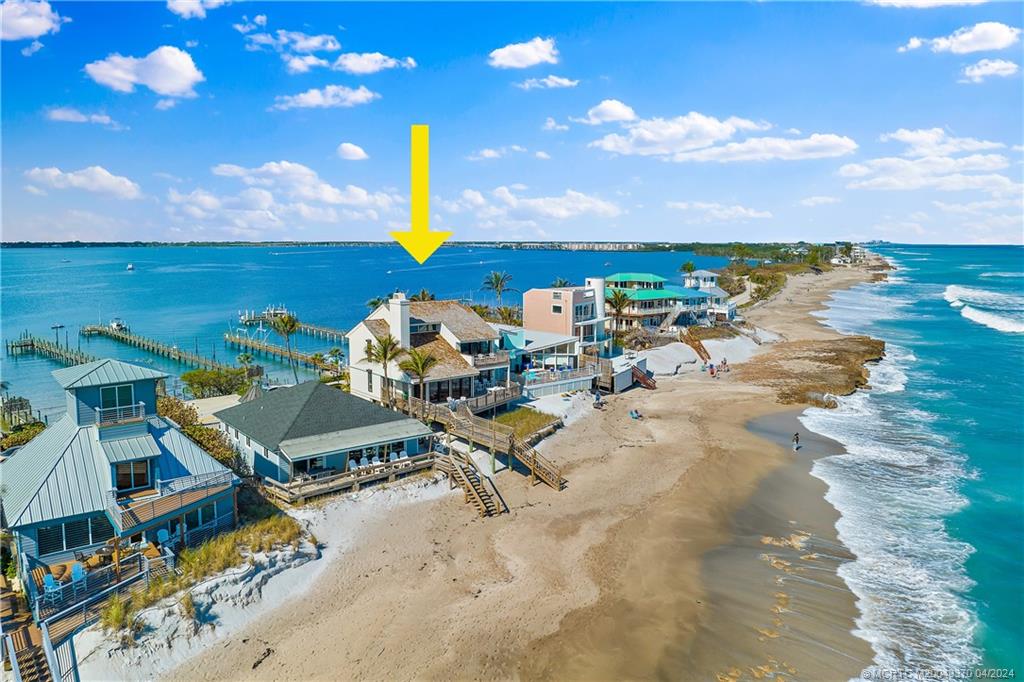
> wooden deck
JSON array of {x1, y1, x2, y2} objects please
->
[
  {"x1": 81, "y1": 324, "x2": 232, "y2": 371},
  {"x1": 399, "y1": 397, "x2": 565, "y2": 491},
  {"x1": 263, "y1": 453, "x2": 437, "y2": 504},
  {"x1": 5, "y1": 334, "x2": 97, "y2": 367},
  {"x1": 109, "y1": 482, "x2": 232, "y2": 531}
]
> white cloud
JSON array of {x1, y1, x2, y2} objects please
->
[
  {"x1": 337, "y1": 142, "x2": 369, "y2": 160},
  {"x1": 210, "y1": 160, "x2": 398, "y2": 210},
  {"x1": 85, "y1": 46, "x2": 204, "y2": 98},
  {"x1": 466, "y1": 145, "x2": 527, "y2": 161},
  {"x1": 933, "y1": 197, "x2": 1024, "y2": 214},
  {"x1": 542, "y1": 117, "x2": 568, "y2": 132},
  {"x1": 901, "y1": 22, "x2": 1021, "y2": 54},
  {"x1": 154, "y1": 98, "x2": 178, "y2": 111},
  {"x1": 24, "y1": 184, "x2": 47, "y2": 196},
  {"x1": 184, "y1": 39, "x2": 198, "y2": 48},
  {"x1": 960, "y1": 58, "x2": 1019, "y2": 83},
  {"x1": 515, "y1": 74, "x2": 578, "y2": 90},
  {"x1": 270, "y1": 84, "x2": 380, "y2": 111},
  {"x1": 840, "y1": 154, "x2": 1014, "y2": 193},
  {"x1": 488, "y1": 36, "x2": 558, "y2": 69},
  {"x1": 799, "y1": 195, "x2": 841, "y2": 207},
  {"x1": 573, "y1": 99, "x2": 637, "y2": 126},
  {"x1": 21, "y1": 39, "x2": 43, "y2": 56},
  {"x1": 666, "y1": 201, "x2": 772, "y2": 223},
  {"x1": 24, "y1": 165, "x2": 142, "y2": 199},
  {"x1": 244, "y1": 29, "x2": 340, "y2": 54},
  {"x1": 1, "y1": 0, "x2": 68, "y2": 41},
  {"x1": 232, "y1": 14, "x2": 266, "y2": 33},
  {"x1": 332, "y1": 52, "x2": 416, "y2": 74},
  {"x1": 45, "y1": 107, "x2": 123, "y2": 130},
  {"x1": 535, "y1": 151, "x2": 551, "y2": 160},
  {"x1": 673, "y1": 133, "x2": 857, "y2": 163},
  {"x1": 493, "y1": 186, "x2": 621, "y2": 220},
  {"x1": 880, "y1": 128, "x2": 1004, "y2": 156},
  {"x1": 283, "y1": 54, "x2": 328, "y2": 74},
  {"x1": 868, "y1": 0, "x2": 987, "y2": 6},
  {"x1": 166, "y1": 0, "x2": 228, "y2": 20}
]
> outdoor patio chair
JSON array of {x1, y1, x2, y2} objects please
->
[
  {"x1": 388, "y1": 452, "x2": 398, "y2": 463},
  {"x1": 74, "y1": 551, "x2": 89, "y2": 562},
  {"x1": 71, "y1": 563, "x2": 87, "y2": 594},
  {"x1": 371, "y1": 455, "x2": 381, "y2": 465},
  {"x1": 359, "y1": 457, "x2": 369, "y2": 468},
  {"x1": 42, "y1": 574, "x2": 62, "y2": 604},
  {"x1": 399, "y1": 450, "x2": 408, "y2": 459},
  {"x1": 157, "y1": 529, "x2": 171, "y2": 546}
]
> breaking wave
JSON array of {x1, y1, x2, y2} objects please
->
[{"x1": 942, "y1": 285, "x2": 1024, "y2": 334}]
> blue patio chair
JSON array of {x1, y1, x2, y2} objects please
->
[
  {"x1": 157, "y1": 528, "x2": 171, "y2": 546},
  {"x1": 71, "y1": 563, "x2": 87, "y2": 593},
  {"x1": 42, "y1": 574, "x2": 62, "y2": 604},
  {"x1": 399, "y1": 450, "x2": 408, "y2": 459},
  {"x1": 371, "y1": 455, "x2": 381, "y2": 465},
  {"x1": 359, "y1": 457, "x2": 369, "y2": 468},
  {"x1": 388, "y1": 452, "x2": 398, "y2": 463}
]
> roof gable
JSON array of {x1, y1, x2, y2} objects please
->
[
  {"x1": 52, "y1": 359, "x2": 168, "y2": 389},
  {"x1": 214, "y1": 382, "x2": 416, "y2": 452}
]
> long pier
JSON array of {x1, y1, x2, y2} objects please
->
[
  {"x1": 223, "y1": 333, "x2": 334, "y2": 371},
  {"x1": 81, "y1": 325, "x2": 233, "y2": 371},
  {"x1": 6, "y1": 334, "x2": 97, "y2": 366},
  {"x1": 238, "y1": 307, "x2": 347, "y2": 343},
  {"x1": 297, "y1": 321, "x2": 347, "y2": 343}
]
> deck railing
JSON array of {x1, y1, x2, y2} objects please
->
[
  {"x1": 106, "y1": 470, "x2": 234, "y2": 531},
  {"x1": 263, "y1": 452, "x2": 436, "y2": 504},
  {"x1": 461, "y1": 383, "x2": 521, "y2": 412},
  {"x1": 513, "y1": 366, "x2": 599, "y2": 386},
  {"x1": 95, "y1": 402, "x2": 146, "y2": 426},
  {"x1": 470, "y1": 350, "x2": 510, "y2": 368}
]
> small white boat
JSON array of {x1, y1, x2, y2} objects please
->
[
  {"x1": 109, "y1": 318, "x2": 128, "y2": 332},
  {"x1": 126, "y1": 263, "x2": 135, "y2": 271}
]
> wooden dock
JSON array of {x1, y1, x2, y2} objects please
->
[
  {"x1": 6, "y1": 333, "x2": 97, "y2": 366},
  {"x1": 81, "y1": 325, "x2": 234, "y2": 371},
  {"x1": 239, "y1": 306, "x2": 347, "y2": 342},
  {"x1": 297, "y1": 321, "x2": 347, "y2": 343},
  {"x1": 223, "y1": 333, "x2": 334, "y2": 371}
]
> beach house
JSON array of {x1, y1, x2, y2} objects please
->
[
  {"x1": 521, "y1": 277, "x2": 613, "y2": 357},
  {"x1": 345, "y1": 294, "x2": 520, "y2": 412},
  {"x1": 604, "y1": 273, "x2": 710, "y2": 331},
  {"x1": 683, "y1": 269, "x2": 736, "y2": 321},
  {"x1": 0, "y1": 359, "x2": 240, "y2": 623},
  {"x1": 214, "y1": 380, "x2": 433, "y2": 485}
]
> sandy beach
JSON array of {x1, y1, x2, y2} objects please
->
[{"x1": 161, "y1": 263, "x2": 882, "y2": 682}]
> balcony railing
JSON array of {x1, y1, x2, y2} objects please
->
[
  {"x1": 470, "y1": 350, "x2": 510, "y2": 368},
  {"x1": 514, "y1": 366, "x2": 600, "y2": 386},
  {"x1": 96, "y1": 402, "x2": 146, "y2": 426},
  {"x1": 105, "y1": 470, "x2": 234, "y2": 531}
]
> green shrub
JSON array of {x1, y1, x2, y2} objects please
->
[
  {"x1": 1, "y1": 422, "x2": 45, "y2": 451},
  {"x1": 181, "y1": 368, "x2": 250, "y2": 399}
]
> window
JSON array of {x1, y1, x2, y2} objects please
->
[
  {"x1": 115, "y1": 460, "x2": 150, "y2": 491},
  {"x1": 552, "y1": 305, "x2": 562, "y2": 314},
  {"x1": 367, "y1": 370, "x2": 373, "y2": 392},
  {"x1": 36, "y1": 516, "x2": 115, "y2": 555},
  {"x1": 246, "y1": 436, "x2": 251, "y2": 447},
  {"x1": 185, "y1": 509, "x2": 200, "y2": 530},
  {"x1": 200, "y1": 503, "x2": 216, "y2": 525},
  {"x1": 552, "y1": 291, "x2": 562, "y2": 300},
  {"x1": 100, "y1": 384, "x2": 134, "y2": 410}
]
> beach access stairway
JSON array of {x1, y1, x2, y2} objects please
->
[
  {"x1": 681, "y1": 331, "x2": 713, "y2": 363},
  {"x1": 435, "y1": 453, "x2": 500, "y2": 517},
  {"x1": 400, "y1": 397, "x2": 566, "y2": 491},
  {"x1": 631, "y1": 365, "x2": 657, "y2": 390}
]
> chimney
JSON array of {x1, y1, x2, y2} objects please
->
[{"x1": 388, "y1": 292, "x2": 410, "y2": 347}]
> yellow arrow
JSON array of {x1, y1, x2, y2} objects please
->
[{"x1": 390, "y1": 124, "x2": 452, "y2": 264}]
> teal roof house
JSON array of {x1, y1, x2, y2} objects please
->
[
  {"x1": 605, "y1": 273, "x2": 710, "y2": 330},
  {"x1": 0, "y1": 359, "x2": 240, "y2": 623}
]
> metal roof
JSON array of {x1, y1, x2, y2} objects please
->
[
  {"x1": 215, "y1": 381, "x2": 419, "y2": 452},
  {"x1": 280, "y1": 420, "x2": 432, "y2": 460},
  {"x1": 0, "y1": 415, "x2": 234, "y2": 528},
  {"x1": 101, "y1": 433, "x2": 163, "y2": 463},
  {"x1": 52, "y1": 359, "x2": 168, "y2": 389},
  {"x1": 606, "y1": 272, "x2": 667, "y2": 284},
  {"x1": 688, "y1": 269, "x2": 719, "y2": 278},
  {"x1": 607, "y1": 287, "x2": 685, "y2": 302}
]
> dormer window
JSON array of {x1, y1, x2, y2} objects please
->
[{"x1": 115, "y1": 460, "x2": 151, "y2": 491}]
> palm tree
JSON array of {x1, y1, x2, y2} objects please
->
[
  {"x1": 409, "y1": 288, "x2": 435, "y2": 302},
  {"x1": 398, "y1": 347, "x2": 439, "y2": 416},
  {"x1": 236, "y1": 352, "x2": 254, "y2": 368},
  {"x1": 481, "y1": 270, "x2": 516, "y2": 306},
  {"x1": 364, "y1": 334, "x2": 403, "y2": 408},
  {"x1": 326, "y1": 346, "x2": 343, "y2": 366},
  {"x1": 679, "y1": 261, "x2": 696, "y2": 274},
  {"x1": 551, "y1": 277, "x2": 572, "y2": 287},
  {"x1": 606, "y1": 288, "x2": 632, "y2": 337},
  {"x1": 269, "y1": 313, "x2": 301, "y2": 384},
  {"x1": 366, "y1": 293, "x2": 396, "y2": 310},
  {"x1": 310, "y1": 352, "x2": 325, "y2": 376},
  {"x1": 496, "y1": 306, "x2": 521, "y2": 325}
]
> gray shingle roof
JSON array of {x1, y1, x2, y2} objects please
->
[
  {"x1": 52, "y1": 359, "x2": 168, "y2": 389},
  {"x1": 213, "y1": 381, "x2": 416, "y2": 452},
  {"x1": 0, "y1": 415, "x2": 234, "y2": 528},
  {"x1": 408, "y1": 300, "x2": 497, "y2": 342}
]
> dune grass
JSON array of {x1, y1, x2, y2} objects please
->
[{"x1": 494, "y1": 407, "x2": 561, "y2": 439}]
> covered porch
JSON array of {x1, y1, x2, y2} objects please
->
[{"x1": 279, "y1": 420, "x2": 434, "y2": 482}]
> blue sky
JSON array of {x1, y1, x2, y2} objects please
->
[{"x1": 2, "y1": 0, "x2": 1022, "y2": 244}]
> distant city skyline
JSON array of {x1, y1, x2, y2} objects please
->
[{"x1": 1, "y1": 0, "x2": 1022, "y2": 244}]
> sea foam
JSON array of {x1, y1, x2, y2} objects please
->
[{"x1": 943, "y1": 285, "x2": 1024, "y2": 334}]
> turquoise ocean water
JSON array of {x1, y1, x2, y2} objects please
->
[{"x1": 801, "y1": 245, "x2": 1023, "y2": 675}]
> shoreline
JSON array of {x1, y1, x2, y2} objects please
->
[{"x1": 155, "y1": 264, "x2": 882, "y2": 681}]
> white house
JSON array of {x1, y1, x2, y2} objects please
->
[{"x1": 683, "y1": 269, "x2": 736, "y2": 321}]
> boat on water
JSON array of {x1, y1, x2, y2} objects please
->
[
  {"x1": 126, "y1": 263, "x2": 135, "y2": 271},
  {"x1": 109, "y1": 318, "x2": 128, "y2": 332}
]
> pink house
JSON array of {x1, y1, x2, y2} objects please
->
[{"x1": 522, "y1": 277, "x2": 612, "y2": 357}]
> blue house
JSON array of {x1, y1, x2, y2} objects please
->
[{"x1": 0, "y1": 359, "x2": 240, "y2": 617}]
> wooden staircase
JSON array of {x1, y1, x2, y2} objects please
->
[
  {"x1": 507, "y1": 437, "x2": 566, "y2": 490},
  {"x1": 440, "y1": 454, "x2": 500, "y2": 517},
  {"x1": 681, "y1": 331, "x2": 712, "y2": 363},
  {"x1": 631, "y1": 365, "x2": 657, "y2": 390},
  {"x1": 15, "y1": 646, "x2": 53, "y2": 682}
]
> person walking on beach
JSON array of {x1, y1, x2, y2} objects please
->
[{"x1": 792, "y1": 432, "x2": 800, "y2": 451}]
